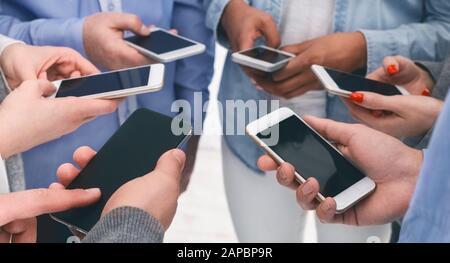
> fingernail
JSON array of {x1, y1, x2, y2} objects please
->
[
  {"x1": 349, "y1": 92, "x2": 364, "y2": 103},
  {"x1": 301, "y1": 180, "x2": 314, "y2": 195},
  {"x1": 387, "y1": 64, "x2": 398, "y2": 75},
  {"x1": 172, "y1": 149, "x2": 186, "y2": 166},
  {"x1": 85, "y1": 188, "x2": 101, "y2": 194},
  {"x1": 422, "y1": 88, "x2": 431, "y2": 97},
  {"x1": 278, "y1": 168, "x2": 287, "y2": 182},
  {"x1": 141, "y1": 25, "x2": 151, "y2": 35},
  {"x1": 321, "y1": 202, "x2": 333, "y2": 213}
]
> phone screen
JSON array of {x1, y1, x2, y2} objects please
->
[
  {"x1": 257, "y1": 116, "x2": 365, "y2": 197},
  {"x1": 55, "y1": 66, "x2": 151, "y2": 98},
  {"x1": 126, "y1": 30, "x2": 196, "y2": 55},
  {"x1": 240, "y1": 47, "x2": 292, "y2": 64},
  {"x1": 52, "y1": 109, "x2": 191, "y2": 232},
  {"x1": 325, "y1": 68, "x2": 402, "y2": 96}
]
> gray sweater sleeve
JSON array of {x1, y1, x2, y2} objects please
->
[{"x1": 83, "y1": 207, "x2": 165, "y2": 243}]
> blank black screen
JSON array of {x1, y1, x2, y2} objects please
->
[
  {"x1": 325, "y1": 68, "x2": 402, "y2": 96},
  {"x1": 241, "y1": 47, "x2": 292, "y2": 64},
  {"x1": 53, "y1": 109, "x2": 190, "y2": 232},
  {"x1": 258, "y1": 116, "x2": 365, "y2": 197},
  {"x1": 126, "y1": 30, "x2": 196, "y2": 55},
  {"x1": 56, "y1": 66, "x2": 151, "y2": 98}
]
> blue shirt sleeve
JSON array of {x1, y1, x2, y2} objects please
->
[
  {"x1": 400, "y1": 92, "x2": 450, "y2": 243},
  {"x1": 360, "y1": 0, "x2": 450, "y2": 72},
  {"x1": 0, "y1": 15, "x2": 86, "y2": 56},
  {"x1": 172, "y1": 0, "x2": 215, "y2": 127}
]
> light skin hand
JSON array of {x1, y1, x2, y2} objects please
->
[
  {"x1": 57, "y1": 147, "x2": 186, "y2": 230},
  {"x1": 344, "y1": 93, "x2": 443, "y2": 138},
  {"x1": 367, "y1": 56, "x2": 435, "y2": 96},
  {"x1": 221, "y1": 0, "x2": 281, "y2": 52},
  {"x1": 258, "y1": 116, "x2": 423, "y2": 226},
  {"x1": 0, "y1": 44, "x2": 99, "y2": 89},
  {"x1": 249, "y1": 32, "x2": 367, "y2": 99},
  {"x1": 0, "y1": 80, "x2": 120, "y2": 159},
  {"x1": 0, "y1": 184, "x2": 100, "y2": 243},
  {"x1": 83, "y1": 12, "x2": 153, "y2": 70}
]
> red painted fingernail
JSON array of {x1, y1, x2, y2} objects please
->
[
  {"x1": 422, "y1": 88, "x2": 430, "y2": 97},
  {"x1": 387, "y1": 64, "x2": 398, "y2": 75},
  {"x1": 349, "y1": 92, "x2": 364, "y2": 103}
]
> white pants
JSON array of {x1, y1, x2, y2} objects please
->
[{"x1": 222, "y1": 140, "x2": 392, "y2": 243}]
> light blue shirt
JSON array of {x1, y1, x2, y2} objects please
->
[
  {"x1": 0, "y1": 0, "x2": 215, "y2": 188},
  {"x1": 400, "y1": 91, "x2": 450, "y2": 243},
  {"x1": 206, "y1": 0, "x2": 450, "y2": 173}
]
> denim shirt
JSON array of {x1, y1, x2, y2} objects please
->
[
  {"x1": 0, "y1": 0, "x2": 215, "y2": 187},
  {"x1": 206, "y1": 0, "x2": 450, "y2": 173},
  {"x1": 399, "y1": 91, "x2": 450, "y2": 243}
]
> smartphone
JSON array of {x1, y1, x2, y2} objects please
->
[
  {"x1": 51, "y1": 109, "x2": 192, "y2": 234},
  {"x1": 312, "y1": 65, "x2": 409, "y2": 97},
  {"x1": 125, "y1": 27, "x2": 206, "y2": 63},
  {"x1": 246, "y1": 107, "x2": 375, "y2": 213},
  {"x1": 232, "y1": 46, "x2": 295, "y2": 73},
  {"x1": 52, "y1": 64, "x2": 165, "y2": 100}
]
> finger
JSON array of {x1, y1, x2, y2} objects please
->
[
  {"x1": 0, "y1": 188, "x2": 101, "y2": 226},
  {"x1": 70, "y1": 71, "x2": 81, "y2": 78},
  {"x1": 275, "y1": 163, "x2": 298, "y2": 190},
  {"x1": 66, "y1": 98, "x2": 119, "y2": 120},
  {"x1": 73, "y1": 146, "x2": 97, "y2": 169},
  {"x1": 21, "y1": 80, "x2": 56, "y2": 97},
  {"x1": 350, "y1": 92, "x2": 404, "y2": 113},
  {"x1": 4, "y1": 218, "x2": 37, "y2": 243},
  {"x1": 283, "y1": 80, "x2": 321, "y2": 99},
  {"x1": 281, "y1": 41, "x2": 313, "y2": 55},
  {"x1": 56, "y1": 164, "x2": 81, "y2": 187},
  {"x1": 382, "y1": 56, "x2": 400, "y2": 75},
  {"x1": 272, "y1": 56, "x2": 309, "y2": 82},
  {"x1": 49, "y1": 182, "x2": 66, "y2": 190},
  {"x1": 316, "y1": 198, "x2": 339, "y2": 224},
  {"x1": 296, "y1": 178, "x2": 320, "y2": 210},
  {"x1": 303, "y1": 115, "x2": 357, "y2": 147},
  {"x1": 238, "y1": 30, "x2": 261, "y2": 51},
  {"x1": 113, "y1": 13, "x2": 150, "y2": 36},
  {"x1": 0, "y1": 229, "x2": 11, "y2": 243},
  {"x1": 259, "y1": 15, "x2": 281, "y2": 48},
  {"x1": 153, "y1": 149, "x2": 186, "y2": 182},
  {"x1": 257, "y1": 155, "x2": 279, "y2": 171}
]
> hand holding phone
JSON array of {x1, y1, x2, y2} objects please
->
[
  {"x1": 247, "y1": 108, "x2": 375, "y2": 213},
  {"x1": 51, "y1": 109, "x2": 191, "y2": 234},
  {"x1": 257, "y1": 114, "x2": 422, "y2": 226},
  {"x1": 232, "y1": 46, "x2": 295, "y2": 72},
  {"x1": 125, "y1": 28, "x2": 206, "y2": 63},
  {"x1": 52, "y1": 64, "x2": 165, "y2": 99}
]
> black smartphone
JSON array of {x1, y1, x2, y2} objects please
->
[
  {"x1": 51, "y1": 109, "x2": 191, "y2": 234},
  {"x1": 312, "y1": 65, "x2": 408, "y2": 96}
]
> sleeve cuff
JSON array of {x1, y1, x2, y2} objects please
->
[
  {"x1": 33, "y1": 18, "x2": 87, "y2": 57},
  {"x1": 205, "y1": 0, "x2": 233, "y2": 49},
  {"x1": 359, "y1": 29, "x2": 407, "y2": 73},
  {"x1": 83, "y1": 207, "x2": 165, "y2": 243}
]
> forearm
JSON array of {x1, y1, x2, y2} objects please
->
[
  {"x1": 83, "y1": 207, "x2": 165, "y2": 243},
  {"x1": 0, "y1": 16, "x2": 86, "y2": 56}
]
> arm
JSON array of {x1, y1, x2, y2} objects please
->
[
  {"x1": 83, "y1": 207, "x2": 164, "y2": 243},
  {"x1": 0, "y1": 16, "x2": 86, "y2": 55},
  {"x1": 172, "y1": 0, "x2": 215, "y2": 122},
  {"x1": 360, "y1": 1, "x2": 450, "y2": 72}
]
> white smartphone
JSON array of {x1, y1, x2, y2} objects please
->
[
  {"x1": 52, "y1": 64, "x2": 165, "y2": 100},
  {"x1": 246, "y1": 107, "x2": 376, "y2": 213},
  {"x1": 232, "y1": 46, "x2": 295, "y2": 72},
  {"x1": 125, "y1": 27, "x2": 206, "y2": 63},
  {"x1": 312, "y1": 64, "x2": 409, "y2": 97}
]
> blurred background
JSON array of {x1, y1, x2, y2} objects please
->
[{"x1": 164, "y1": 46, "x2": 317, "y2": 243}]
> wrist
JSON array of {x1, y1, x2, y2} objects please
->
[{"x1": 350, "y1": 32, "x2": 368, "y2": 70}]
